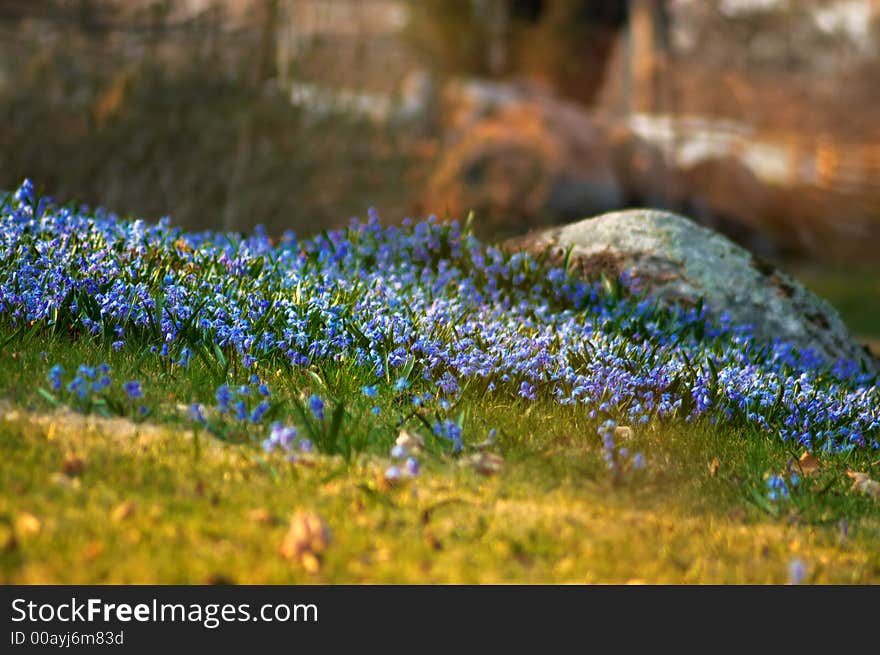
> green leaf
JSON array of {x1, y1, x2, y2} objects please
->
[{"x1": 37, "y1": 388, "x2": 60, "y2": 406}]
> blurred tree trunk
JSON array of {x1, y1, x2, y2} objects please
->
[
  {"x1": 275, "y1": 0, "x2": 293, "y2": 87},
  {"x1": 258, "y1": 0, "x2": 280, "y2": 83},
  {"x1": 629, "y1": 0, "x2": 664, "y2": 114},
  {"x1": 487, "y1": 0, "x2": 510, "y2": 75},
  {"x1": 626, "y1": 0, "x2": 673, "y2": 206}
]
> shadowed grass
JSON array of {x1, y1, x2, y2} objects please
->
[{"x1": 788, "y1": 262, "x2": 880, "y2": 341}]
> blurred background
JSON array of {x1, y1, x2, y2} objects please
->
[{"x1": 1, "y1": 0, "x2": 878, "y2": 340}]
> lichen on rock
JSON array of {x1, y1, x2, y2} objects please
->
[{"x1": 504, "y1": 208, "x2": 878, "y2": 372}]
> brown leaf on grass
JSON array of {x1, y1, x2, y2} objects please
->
[
  {"x1": 798, "y1": 452, "x2": 821, "y2": 477},
  {"x1": 423, "y1": 529, "x2": 443, "y2": 551},
  {"x1": 111, "y1": 501, "x2": 136, "y2": 523},
  {"x1": 247, "y1": 508, "x2": 278, "y2": 526},
  {"x1": 708, "y1": 458, "x2": 721, "y2": 477},
  {"x1": 61, "y1": 454, "x2": 85, "y2": 477},
  {"x1": 279, "y1": 510, "x2": 331, "y2": 568},
  {"x1": 846, "y1": 471, "x2": 880, "y2": 500},
  {"x1": 81, "y1": 540, "x2": 104, "y2": 561},
  {"x1": 614, "y1": 426, "x2": 634, "y2": 441},
  {"x1": 14, "y1": 512, "x2": 41, "y2": 537},
  {"x1": 462, "y1": 452, "x2": 504, "y2": 476}
]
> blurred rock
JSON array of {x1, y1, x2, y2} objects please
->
[
  {"x1": 423, "y1": 79, "x2": 784, "y2": 257},
  {"x1": 677, "y1": 156, "x2": 781, "y2": 258},
  {"x1": 423, "y1": 79, "x2": 623, "y2": 236},
  {"x1": 505, "y1": 209, "x2": 878, "y2": 371}
]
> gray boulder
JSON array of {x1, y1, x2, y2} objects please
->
[{"x1": 504, "y1": 209, "x2": 878, "y2": 371}]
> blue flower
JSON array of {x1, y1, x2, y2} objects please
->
[
  {"x1": 47, "y1": 364, "x2": 64, "y2": 391},
  {"x1": 433, "y1": 420, "x2": 463, "y2": 453},
  {"x1": 123, "y1": 380, "x2": 142, "y2": 399},
  {"x1": 765, "y1": 475, "x2": 791, "y2": 501},
  {"x1": 519, "y1": 381, "x2": 537, "y2": 400},
  {"x1": 308, "y1": 395, "x2": 325, "y2": 421},
  {"x1": 264, "y1": 424, "x2": 298, "y2": 452},
  {"x1": 189, "y1": 403, "x2": 206, "y2": 424},
  {"x1": 215, "y1": 384, "x2": 231, "y2": 412},
  {"x1": 250, "y1": 401, "x2": 270, "y2": 424}
]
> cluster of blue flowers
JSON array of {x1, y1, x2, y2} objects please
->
[
  {"x1": 213, "y1": 377, "x2": 272, "y2": 424},
  {"x1": 2, "y1": 180, "x2": 878, "y2": 455},
  {"x1": 44, "y1": 362, "x2": 147, "y2": 416},
  {"x1": 261, "y1": 422, "x2": 313, "y2": 461},
  {"x1": 765, "y1": 473, "x2": 800, "y2": 503}
]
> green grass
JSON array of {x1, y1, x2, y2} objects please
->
[{"x1": 1, "y1": 327, "x2": 879, "y2": 584}]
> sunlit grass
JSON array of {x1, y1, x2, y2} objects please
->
[
  {"x1": 1, "y1": 329, "x2": 879, "y2": 584},
  {"x1": 2, "y1": 396, "x2": 878, "y2": 584}
]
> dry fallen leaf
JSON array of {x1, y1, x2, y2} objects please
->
[
  {"x1": 279, "y1": 510, "x2": 331, "y2": 567},
  {"x1": 61, "y1": 454, "x2": 85, "y2": 477},
  {"x1": 462, "y1": 452, "x2": 504, "y2": 476},
  {"x1": 798, "y1": 452, "x2": 820, "y2": 477},
  {"x1": 847, "y1": 471, "x2": 880, "y2": 500},
  {"x1": 111, "y1": 500, "x2": 136, "y2": 523},
  {"x1": 15, "y1": 512, "x2": 41, "y2": 537},
  {"x1": 247, "y1": 508, "x2": 278, "y2": 526},
  {"x1": 708, "y1": 458, "x2": 721, "y2": 477},
  {"x1": 82, "y1": 540, "x2": 105, "y2": 561},
  {"x1": 423, "y1": 529, "x2": 443, "y2": 551},
  {"x1": 294, "y1": 453, "x2": 318, "y2": 468}
]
